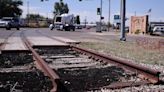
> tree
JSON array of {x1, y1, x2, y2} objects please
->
[
  {"x1": 54, "y1": 0, "x2": 69, "y2": 15},
  {"x1": 26, "y1": 14, "x2": 46, "y2": 20},
  {"x1": 0, "y1": 0, "x2": 23, "y2": 18},
  {"x1": 107, "y1": 22, "x2": 112, "y2": 28}
]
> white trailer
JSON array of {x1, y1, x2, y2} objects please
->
[
  {"x1": 149, "y1": 22, "x2": 164, "y2": 35},
  {"x1": 54, "y1": 13, "x2": 75, "y2": 31}
]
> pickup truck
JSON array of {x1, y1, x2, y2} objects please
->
[{"x1": 0, "y1": 17, "x2": 20, "y2": 30}]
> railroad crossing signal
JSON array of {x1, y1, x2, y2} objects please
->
[{"x1": 101, "y1": 16, "x2": 104, "y2": 20}]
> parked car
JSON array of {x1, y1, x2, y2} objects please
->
[
  {"x1": 0, "y1": 17, "x2": 20, "y2": 30},
  {"x1": 49, "y1": 23, "x2": 54, "y2": 30},
  {"x1": 75, "y1": 24, "x2": 82, "y2": 29},
  {"x1": 0, "y1": 19, "x2": 8, "y2": 28},
  {"x1": 152, "y1": 26, "x2": 164, "y2": 35},
  {"x1": 101, "y1": 26, "x2": 107, "y2": 31},
  {"x1": 125, "y1": 26, "x2": 129, "y2": 33}
]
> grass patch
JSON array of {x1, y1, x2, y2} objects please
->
[{"x1": 79, "y1": 40, "x2": 164, "y2": 65}]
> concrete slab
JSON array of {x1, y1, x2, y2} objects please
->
[
  {"x1": 27, "y1": 36, "x2": 68, "y2": 46},
  {"x1": 88, "y1": 32, "x2": 120, "y2": 36},
  {"x1": 52, "y1": 36, "x2": 80, "y2": 44},
  {"x1": 49, "y1": 62, "x2": 99, "y2": 69},
  {"x1": 2, "y1": 31, "x2": 28, "y2": 51},
  {"x1": 25, "y1": 30, "x2": 68, "y2": 46}
]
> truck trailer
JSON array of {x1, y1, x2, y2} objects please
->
[{"x1": 53, "y1": 13, "x2": 75, "y2": 31}]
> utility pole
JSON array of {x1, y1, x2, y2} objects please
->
[
  {"x1": 84, "y1": 16, "x2": 87, "y2": 28},
  {"x1": 120, "y1": 0, "x2": 126, "y2": 41},
  {"x1": 27, "y1": 1, "x2": 29, "y2": 26},
  {"x1": 108, "y1": 0, "x2": 111, "y2": 31},
  {"x1": 0, "y1": 0, "x2": 1, "y2": 18},
  {"x1": 134, "y1": 11, "x2": 136, "y2": 16}
]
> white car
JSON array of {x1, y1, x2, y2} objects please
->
[
  {"x1": 0, "y1": 19, "x2": 8, "y2": 27},
  {"x1": 0, "y1": 17, "x2": 20, "y2": 30},
  {"x1": 49, "y1": 24, "x2": 54, "y2": 30}
]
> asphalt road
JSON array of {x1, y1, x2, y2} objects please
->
[
  {"x1": 0, "y1": 27, "x2": 163, "y2": 44},
  {"x1": 26, "y1": 28, "x2": 164, "y2": 42}
]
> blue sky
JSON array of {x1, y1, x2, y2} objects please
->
[{"x1": 20, "y1": 0, "x2": 164, "y2": 24}]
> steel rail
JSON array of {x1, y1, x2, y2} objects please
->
[
  {"x1": 20, "y1": 31, "x2": 60, "y2": 92},
  {"x1": 71, "y1": 46, "x2": 161, "y2": 84}
]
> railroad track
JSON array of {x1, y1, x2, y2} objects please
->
[
  {"x1": 36, "y1": 30, "x2": 161, "y2": 82},
  {"x1": 0, "y1": 31, "x2": 53, "y2": 92},
  {"x1": 31, "y1": 30, "x2": 162, "y2": 91},
  {"x1": 0, "y1": 30, "x2": 162, "y2": 92},
  {"x1": 20, "y1": 31, "x2": 61, "y2": 92}
]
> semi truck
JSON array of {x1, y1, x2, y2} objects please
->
[{"x1": 52, "y1": 13, "x2": 75, "y2": 31}]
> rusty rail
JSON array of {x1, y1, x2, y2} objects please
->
[
  {"x1": 20, "y1": 31, "x2": 60, "y2": 92},
  {"x1": 71, "y1": 46, "x2": 161, "y2": 84}
]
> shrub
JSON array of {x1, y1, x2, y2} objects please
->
[{"x1": 135, "y1": 29, "x2": 141, "y2": 34}]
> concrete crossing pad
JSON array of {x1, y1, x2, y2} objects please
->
[
  {"x1": 27, "y1": 36, "x2": 68, "y2": 46},
  {"x1": 25, "y1": 30, "x2": 68, "y2": 47},
  {"x1": 52, "y1": 36, "x2": 80, "y2": 44},
  {"x1": 2, "y1": 31, "x2": 28, "y2": 51}
]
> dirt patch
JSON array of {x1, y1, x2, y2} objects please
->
[
  {"x1": 0, "y1": 51, "x2": 53, "y2": 92},
  {"x1": 0, "y1": 52, "x2": 33, "y2": 68},
  {"x1": 57, "y1": 66, "x2": 127, "y2": 92},
  {"x1": 0, "y1": 70, "x2": 52, "y2": 92}
]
